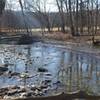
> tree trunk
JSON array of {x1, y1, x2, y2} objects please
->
[
  {"x1": 80, "y1": 0, "x2": 84, "y2": 34},
  {"x1": 94, "y1": 0, "x2": 98, "y2": 35},
  {"x1": 56, "y1": 0, "x2": 66, "y2": 33},
  {"x1": 68, "y1": 0, "x2": 75, "y2": 36},
  {"x1": 0, "y1": 0, "x2": 6, "y2": 15},
  {"x1": 87, "y1": 0, "x2": 90, "y2": 35},
  {"x1": 76, "y1": 0, "x2": 79, "y2": 36}
]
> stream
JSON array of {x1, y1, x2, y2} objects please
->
[{"x1": 0, "y1": 42, "x2": 100, "y2": 98}]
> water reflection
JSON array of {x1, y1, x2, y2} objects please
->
[{"x1": 0, "y1": 43, "x2": 100, "y2": 95}]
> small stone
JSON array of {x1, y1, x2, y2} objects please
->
[
  {"x1": 4, "y1": 64, "x2": 9, "y2": 67},
  {"x1": 19, "y1": 86, "x2": 26, "y2": 92},
  {"x1": 3, "y1": 95, "x2": 12, "y2": 100},
  {"x1": 34, "y1": 89, "x2": 39, "y2": 95},
  {"x1": 20, "y1": 72, "x2": 29, "y2": 78},
  {"x1": 18, "y1": 53, "x2": 22, "y2": 56},
  {"x1": 20, "y1": 93, "x2": 26, "y2": 98},
  {"x1": 42, "y1": 88, "x2": 48, "y2": 93},
  {"x1": 7, "y1": 89, "x2": 18, "y2": 96},
  {"x1": 10, "y1": 85, "x2": 20, "y2": 90},
  {"x1": 0, "y1": 88, "x2": 8, "y2": 96},
  {"x1": 44, "y1": 73, "x2": 52, "y2": 76},
  {"x1": 53, "y1": 81, "x2": 62, "y2": 86},
  {"x1": 25, "y1": 92, "x2": 33, "y2": 97},
  {"x1": 38, "y1": 91, "x2": 44, "y2": 96},
  {"x1": 31, "y1": 86, "x2": 37, "y2": 91},
  {"x1": 0, "y1": 96, "x2": 2, "y2": 99},
  {"x1": 36, "y1": 57, "x2": 39, "y2": 59},
  {"x1": 36, "y1": 87, "x2": 42, "y2": 91},
  {"x1": 8, "y1": 71, "x2": 12, "y2": 74},
  {"x1": 20, "y1": 92, "x2": 33, "y2": 98},
  {"x1": 0, "y1": 88, "x2": 9, "y2": 94},
  {"x1": 18, "y1": 88, "x2": 26, "y2": 93},
  {"x1": 40, "y1": 85, "x2": 48, "y2": 89},
  {"x1": 0, "y1": 67, "x2": 8, "y2": 72},
  {"x1": 38, "y1": 68, "x2": 48, "y2": 73},
  {"x1": 43, "y1": 80, "x2": 52, "y2": 85},
  {"x1": 10, "y1": 72, "x2": 20, "y2": 76}
]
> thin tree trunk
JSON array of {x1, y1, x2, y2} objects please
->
[
  {"x1": 94, "y1": 0, "x2": 98, "y2": 35},
  {"x1": 56, "y1": 0, "x2": 65, "y2": 33},
  {"x1": 87, "y1": 0, "x2": 90, "y2": 35},
  {"x1": 76, "y1": 0, "x2": 79, "y2": 36},
  {"x1": 80, "y1": 0, "x2": 84, "y2": 34},
  {"x1": 68, "y1": 0, "x2": 75, "y2": 36}
]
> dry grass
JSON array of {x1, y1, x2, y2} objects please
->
[
  {"x1": 1, "y1": 29, "x2": 100, "y2": 45},
  {"x1": 44, "y1": 32, "x2": 72, "y2": 41}
]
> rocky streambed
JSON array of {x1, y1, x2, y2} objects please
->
[{"x1": 0, "y1": 66, "x2": 63, "y2": 99}]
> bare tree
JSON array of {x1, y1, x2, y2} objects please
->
[
  {"x1": 76, "y1": 0, "x2": 79, "y2": 35},
  {"x1": 86, "y1": 0, "x2": 91, "y2": 35},
  {"x1": 56, "y1": 0, "x2": 66, "y2": 33},
  {"x1": 80, "y1": 0, "x2": 84, "y2": 34},
  {"x1": 94, "y1": 0, "x2": 99, "y2": 35},
  {"x1": 0, "y1": 0, "x2": 6, "y2": 33},
  {"x1": 25, "y1": 0, "x2": 52, "y2": 32},
  {"x1": 68, "y1": 0, "x2": 75, "y2": 36},
  {"x1": 5, "y1": 0, "x2": 100, "y2": 37}
]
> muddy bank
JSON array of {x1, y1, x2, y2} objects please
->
[{"x1": 0, "y1": 34, "x2": 42, "y2": 45}]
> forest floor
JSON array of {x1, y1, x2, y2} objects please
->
[
  {"x1": 30, "y1": 31, "x2": 100, "y2": 45},
  {"x1": 2, "y1": 31, "x2": 100, "y2": 44},
  {"x1": 31, "y1": 31, "x2": 100, "y2": 44}
]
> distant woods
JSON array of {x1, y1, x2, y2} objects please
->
[
  {"x1": 56, "y1": 0, "x2": 99, "y2": 36},
  {"x1": 22, "y1": 0, "x2": 99, "y2": 36},
  {"x1": 57, "y1": 0, "x2": 99, "y2": 36},
  {"x1": 1, "y1": 0, "x2": 100, "y2": 36}
]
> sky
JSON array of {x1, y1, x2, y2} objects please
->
[{"x1": 6, "y1": 0, "x2": 58, "y2": 12}]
